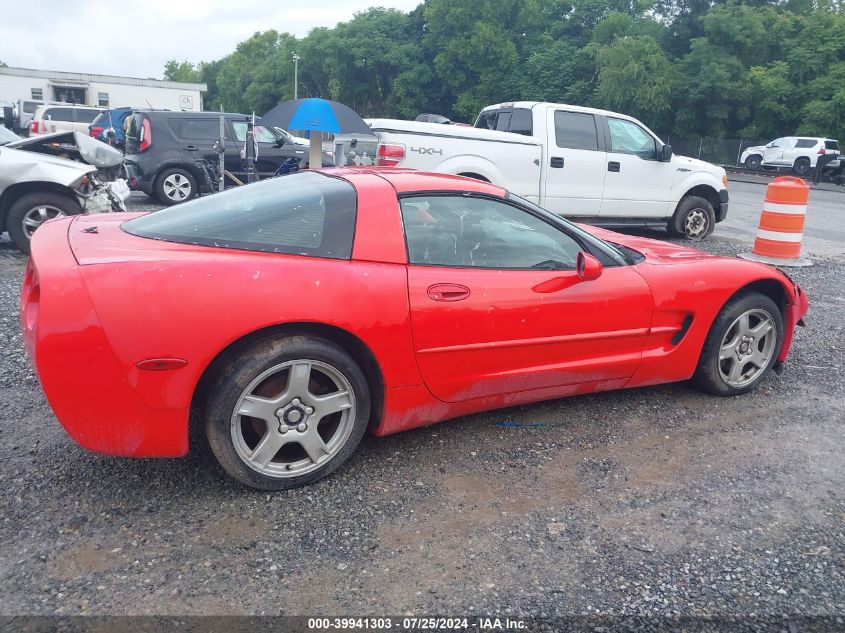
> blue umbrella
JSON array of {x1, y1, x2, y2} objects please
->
[{"x1": 262, "y1": 98, "x2": 371, "y2": 169}]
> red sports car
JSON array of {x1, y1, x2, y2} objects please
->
[{"x1": 21, "y1": 169, "x2": 808, "y2": 490}]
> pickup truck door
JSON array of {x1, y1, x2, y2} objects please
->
[
  {"x1": 542, "y1": 109, "x2": 607, "y2": 216},
  {"x1": 400, "y1": 194, "x2": 653, "y2": 403},
  {"x1": 600, "y1": 116, "x2": 674, "y2": 218}
]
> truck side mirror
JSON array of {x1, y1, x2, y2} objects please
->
[{"x1": 659, "y1": 144, "x2": 673, "y2": 162}]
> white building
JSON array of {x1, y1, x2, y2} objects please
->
[{"x1": 0, "y1": 66, "x2": 206, "y2": 111}]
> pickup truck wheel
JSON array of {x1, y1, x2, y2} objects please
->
[
  {"x1": 744, "y1": 155, "x2": 762, "y2": 170},
  {"x1": 792, "y1": 158, "x2": 811, "y2": 177},
  {"x1": 155, "y1": 168, "x2": 196, "y2": 206},
  {"x1": 669, "y1": 196, "x2": 715, "y2": 241},
  {"x1": 7, "y1": 192, "x2": 82, "y2": 255}
]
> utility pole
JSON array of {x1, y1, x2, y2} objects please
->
[{"x1": 292, "y1": 52, "x2": 301, "y2": 100}]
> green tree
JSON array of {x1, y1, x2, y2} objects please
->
[{"x1": 163, "y1": 60, "x2": 200, "y2": 83}]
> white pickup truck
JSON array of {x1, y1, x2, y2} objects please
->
[{"x1": 335, "y1": 101, "x2": 729, "y2": 240}]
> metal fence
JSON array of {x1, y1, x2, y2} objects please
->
[{"x1": 665, "y1": 138, "x2": 769, "y2": 168}]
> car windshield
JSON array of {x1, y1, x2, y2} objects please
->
[
  {"x1": 0, "y1": 126, "x2": 21, "y2": 146},
  {"x1": 505, "y1": 193, "x2": 630, "y2": 264},
  {"x1": 123, "y1": 172, "x2": 357, "y2": 259}
]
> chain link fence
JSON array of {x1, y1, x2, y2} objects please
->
[{"x1": 665, "y1": 138, "x2": 769, "y2": 168}]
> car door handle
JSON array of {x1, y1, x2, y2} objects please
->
[
  {"x1": 184, "y1": 145, "x2": 198, "y2": 151},
  {"x1": 427, "y1": 284, "x2": 470, "y2": 302},
  {"x1": 608, "y1": 161, "x2": 621, "y2": 172},
  {"x1": 550, "y1": 156, "x2": 564, "y2": 168}
]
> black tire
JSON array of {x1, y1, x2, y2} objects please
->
[
  {"x1": 204, "y1": 335, "x2": 371, "y2": 490},
  {"x1": 154, "y1": 167, "x2": 196, "y2": 206},
  {"x1": 744, "y1": 155, "x2": 762, "y2": 170},
  {"x1": 793, "y1": 157, "x2": 811, "y2": 177},
  {"x1": 693, "y1": 292, "x2": 784, "y2": 397},
  {"x1": 7, "y1": 191, "x2": 82, "y2": 255},
  {"x1": 669, "y1": 195, "x2": 716, "y2": 241}
]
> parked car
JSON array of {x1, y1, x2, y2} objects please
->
[
  {"x1": 89, "y1": 106, "x2": 133, "y2": 148},
  {"x1": 15, "y1": 99, "x2": 68, "y2": 135},
  {"x1": 23, "y1": 169, "x2": 807, "y2": 490},
  {"x1": 740, "y1": 137, "x2": 840, "y2": 176},
  {"x1": 0, "y1": 131, "x2": 128, "y2": 253},
  {"x1": 335, "y1": 101, "x2": 729, "y2": 240},
  {"x1": 124, "y1": 111, "x2": 334, "y2": 205},
  {"x1": 29, "y1": 104, "x2": 102, "y2": 136}
]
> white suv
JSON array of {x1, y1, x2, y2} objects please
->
[
  {"x1": 741, "y1": 137, "x2": 840, "y2": 176},
  {"x1": 29, "y1": 105, "x2": 102, "y2": 136}
]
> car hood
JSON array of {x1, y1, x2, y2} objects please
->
[
  {"x1": 582, "y1": 225, "x2": 718, "y2": 265},
  {"x1": 673, "y1": 154, "x2": 726, "y2": 177},
  {"x1": 0, "y1": 146, "x2": 93, "y2": 187},
  {"x1": 7, "y1": 131, "x2": 124, "y2": 168}
]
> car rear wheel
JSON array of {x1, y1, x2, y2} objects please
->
[
  {"x1": 204, "y1": 335, "x2": 371, "y2": 490},
  {"x1": 7, "y1": 192, "x2": 82, "y2": 255},
  {"x1": 744, "y1": 155, "x2": 762, "y2": 170},
  {"x1": 793, "y1": 157, "x2": 811, "y2": 177},
  {"x1": 669, "y1": 195, "x2": 715, "y2": 241},
  {"x1": 155, "y1": 168, "x2": 196, "y2": 205},
  {"x1": 693, "y1": 292, "x2": 783, "y2": 396}
]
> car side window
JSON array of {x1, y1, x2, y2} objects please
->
[
  {"x1": 74, "y1": 109, "x2": 99, "y2": 124},
  {"x1": 554, "y1": 111, "x2": 599, "y2": 150},
  {"x1": 475, "y1": 112, "x2": 498, "y2": 130},
  {"x1": 795, "y1": 139, "x2": 817, "y2": 149},
  {"x1": 231, "y1": 122, "x2": 277, "y2": 143},
  {"x1": 508, "y1": 108, "x2": 533, "y2": 136},
  {"x1": 607, "y1": 118, "x2": 657, "y2": 159},
  {"x1": 769, "y1": 138, "x2": 786, "y2": 148},
  {"x1": 169, "y1": 119, "x2": 221, "y2": 140},
  {"x1": 400, "y1": 195, "x2": 582, "y2": 270}
]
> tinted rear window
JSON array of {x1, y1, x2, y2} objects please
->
[
  {"x1": 554, "y1": 111, "x2": 599, "y2": 150},
  {"x1": 509, "y1": 108, "x2": 533, "y2": 136},
  {"x1": 123, "y1": 172, "x2": 357, "y2": 259},
  {"x1": 825, "y1": 140, "x2": 840, "y2": 150}
]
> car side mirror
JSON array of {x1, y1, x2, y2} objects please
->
[
  {"x1": 275, "y1": 137, "x2": 286, "y2": 148},
  {"x1": 577, "y1": 252, "x2": 602, "y2": 281},
  {"x1": 659, "y1": 144, "x2": 673, "y2": 162}
]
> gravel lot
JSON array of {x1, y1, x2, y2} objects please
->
[{"x1": 0, "y1": 186, "x2": 842, "y2": 627}]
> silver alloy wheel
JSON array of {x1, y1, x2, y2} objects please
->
[
  {"x1": 22, "y1": 205, "x2": 66, "y2": 239},
  {"x1": 162, "y1": 173, "x2": 192, "y2": 201},
  {"x1": 745, "y1": 156, "x2": 761, "y2": 170},
  {"x1": 718, "y1": 308, "x2": 778, "y2": 388},
  {"x1": 230, "y1": 359, "x2": 356, "y2": 478},
  {"x1": 684, "y1": 207, "x2": 710, "y2": 240}
]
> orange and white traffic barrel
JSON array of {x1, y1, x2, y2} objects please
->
[{"x1": 739, "y1": 176, "x2": 812, "y2": 267}]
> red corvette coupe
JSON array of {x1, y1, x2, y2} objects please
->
[{"x1": 21, "y1": 169, "x2": 808, "y2": 490}]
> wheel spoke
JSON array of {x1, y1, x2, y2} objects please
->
[
  {"x1": 736, "y1": 313, "x2": 751, "y2": 337},
  {"x1": 23, "y1": 217, "x2": 41, "y2": 229},
  {"x1": 286, "y1": 362, "x2": 312, "y2": 397},
  {"x1": 38, "y1": 207, "x2": 49, "y2": 221},
  {"x1": 249, "y1": 431, "x2": 288, "y2": 468},
  {"x1": 313, "y1": 390, "x2": 352, "y2": 420},
  {"x1": 727, "y1": 358, "x2": 744, "y2": 383},
  {"x1": 749, "y1": 318, "x2": 772, "y2": 338},
  {"x1": 236, "y1": 394, "x2": 279, "y2": 422},
  {"x1": 299, "y1": 431, "x2": 329, "y2": 464},
  {"x1": 719, "y1": 342, "x2": 735, "y2": 361},
  {"x1": 748, "y1": 350, "x2": 767, "y2": 369}
]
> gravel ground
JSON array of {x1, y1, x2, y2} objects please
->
[{"x1": 0, "y1": 190, "x2": 842, "y2": 629}]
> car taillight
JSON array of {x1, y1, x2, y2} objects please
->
[
  {"x1": 818, "y1": 147, "x2": 826, "y2": 155},
  {"x1": 139, "y1": 118, "x2": 152, "y2": 151},
  {"x1": 377, "y1": 143, "x2": 405, "y2": 167},
  {"x1": 30, "y1": 120, "x2": 39, "y2": 133},
  {"x1": 90, "y1": 126, "x2": 104, "y2": 138}
]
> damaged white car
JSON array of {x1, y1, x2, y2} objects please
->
[{"x1": 0, "y1": 129, "x2": 129, "y2": 253}]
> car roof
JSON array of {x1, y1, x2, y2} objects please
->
[{"x1": 326, "y1": 167, "x2": 507, "y2": 197}]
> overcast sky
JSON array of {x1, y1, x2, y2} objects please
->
[{"x1": 0, "y1": 0, "x2": 421, "y2": 79}]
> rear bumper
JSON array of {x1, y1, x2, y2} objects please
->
[
  {"x1": 123, "y1": 159, "x2": 155, "y2": 195},
  {"x1": 22, "y1": 218, "x2": 188, "y2": 457},
  {"x1": 778, "y1": 283, "x2": 809, "y2": 364}
]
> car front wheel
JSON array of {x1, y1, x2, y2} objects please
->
[
  {"x1": 669, "y1": 195, "x2": 716, "y2": 241},
  {"x1": 7, "y1": 192, "x2": 83, "y2": 255},
  {"x1": 204, "y1": 335, "x2": 371, "y2": 490},
  {"x1": 693, "y1": 292, "x2": 784, "y2": 396},
  {"x1": 744, "y1": 155, "x2": 762, "y2": 170}
]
